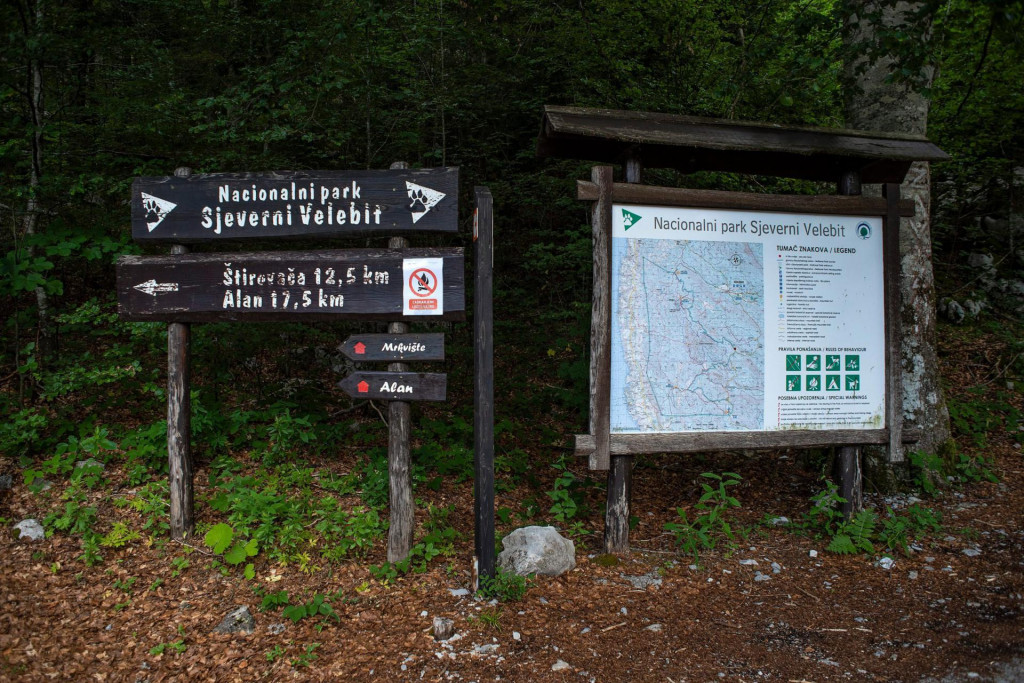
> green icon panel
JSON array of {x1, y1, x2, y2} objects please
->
[
  {"x1": 845, "y1": 375, "x2": 861, "y2": 391},
  {"x1": 786, "y1": 355, "x2": 801, "y2": 371},
  {"x1": 786, "y1": 375, "x2": 801, "y2": 392},
  {"x1": 805, "y1": 355, "x2": 821, "y2": 371},
  {"x1": 825, "y1": 354, "x2": 841, "y2": 371},
  {"x1": 826, "y1": 375, "x2": 841, "y2": 391},
  {"x1": 806, "y1": 375, "x2": 821, "y2": 392},
  {"x1": 845, "y1": 355, "x2": 860, "y2": 371}
]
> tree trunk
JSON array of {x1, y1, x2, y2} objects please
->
[{"x1": 843, "y1": 0, "x2": 951, "y2": 461}]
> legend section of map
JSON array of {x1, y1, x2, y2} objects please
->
[{"x1": 609, "y1": 204, "x2": 885, "y2": 434}]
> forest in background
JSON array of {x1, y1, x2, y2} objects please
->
[{"x1": 1, "y1": 0, "x2": 1022, "y2": 567}]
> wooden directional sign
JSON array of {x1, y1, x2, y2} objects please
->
[
  {"x1": 338, "y1": 372, "x2": 447, "y2": 402},
  {"x1": 131, "y1": 168, "x2": 459, "y2": 242},
  {"x1": 339, "y1": 333, "x2": 445, "y2": 362},
  {"x1": 117, "y1": 248, "x2": 465, "y2": 322}
]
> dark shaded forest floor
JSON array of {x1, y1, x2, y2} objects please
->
[{"x1": 2, "y1": 323, "x2": 1022, "y2": 683}]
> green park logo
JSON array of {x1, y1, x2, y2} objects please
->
[
  {"x1": 857, "y1": 222, "x2": 872, "y2": 240},
  {"x1": 622, "y1": 209, "x2": 642, "y2": 230}
]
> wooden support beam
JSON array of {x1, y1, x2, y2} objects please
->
[
  {"x1": 473, "y1": 187, "x2": 496, "y2": 589},
  {"x1": 167, "y1": 167, "x2": 194, "y2": 542}
]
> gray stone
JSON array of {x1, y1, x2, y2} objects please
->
[
  {"x1": 497, "y1": 526, "x2": 575, "y2": 577},
  {"x1": 771, "y1": 562, "x2": 783, "y2": 574},
  {"x1": 0, "y1": 474, "x2": 12, "y2": 491},
  {"x1": 964, "y1": 299, "x2": 984, "y2": 317},
  {"x1": 433, "y1": 617, "x2": 455, "y2": 641},
  {"x1": 13, "y1": 519, "x2": 44, "y2": 541},
  {"x1": 754, "y1": 571, "x2": 770, "y2": 582},
  {"x1": 267, "y1": 623, "x2": 286, "y2": 635},
  {"x1": 963, "y1": 548, "x2": 982, "y2": 557},
  {"x1": 769, "y1": 516, "x2": 790, "y2": 526},
  {"x1": 942, "y1": 299, "x2": 966, "y2": 324},
  {"x1": 877, "y1": 557, "x2": 895, "y2": 570},
  {"x1": 967, "y1": 253, "x2": 994, "y2": 269},
  {"x1": 644, "y1": 623, "x2": 663, "y2": 632},
  {"x1": 623, "y1": 570, "x2": 662, "y2": 589},
  {"x1": 449, "y1": 588, "x2": 470, "y2": 597},
  {"x1": 551, "y1": 660, "x2": 571, "y2": 672},
  {"x1": 473, "y1": 644, "x2": 499, "y2": 655},
  {"x1": 212, "y1": 606, "x2": 254, "y2": 635},
  {"x1": 738, "y1": 559, "x2": 758, "y2": 566},
  {"x1": 75, "y1": 458, "x2": 105, "y2": 471}
]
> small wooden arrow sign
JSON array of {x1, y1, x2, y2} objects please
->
[
  {"x1": 338, "y1": 333, "x2": 445, "y2": 362},
  {"x1": 338, "y1": 372, "x2": 447, "y2": 402}
]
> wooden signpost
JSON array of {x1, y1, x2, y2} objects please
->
[
  {"x1": 131, "y1": 168, "x2": 459, "y2": 242},
  {"x1": 338, "y1": 333, "x2": 446, "y2": 362},
  {"x1": 338, "y1": 372, "x2": 447, "y2": 402},
  {"x1": 473, "y1": 187, "x2": 495, "y2": 589},
  {"x1": 117, "y1": 249, "x2": 465, "y2": 322},
  {"x1": 120, "y1": 165, "x2": 464, "y2": 555}
]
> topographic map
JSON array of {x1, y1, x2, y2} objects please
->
[{"x1": 610, "y1": 238, "x2": 765, "y2": 432}]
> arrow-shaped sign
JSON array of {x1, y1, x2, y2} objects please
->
[
  {"x1": 338, "y1": 372, "x2": 446, "y2": 402},
  {"x1": 140, "y1": 192, "x2": 178, "y2": 232},
  {"x1": 406, "y1": 181, "x2": 446, "y2": 224},
  {"x1": 338, "y1": 333, "x2": 445, "y2": 362},
  {"x1": 133, "y1": 279, "x2": 180, "y2": 296}
]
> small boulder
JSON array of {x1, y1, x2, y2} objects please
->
[
  {"x1": 0, "y1": 473, "x2": 13, "y2": 491},
  {"x1": 75, "y1": 458, "x2": 105, "y2": 471},
  {"x1": 212, "y1": 606, "x2": 254, "y2": 635},
  {"x1": 13, "y1": 519, "x2": 45, "y2": 541},
  {"x1": 498, "y1": 526, "x2": 575, "y2": 577},
  {"x1": 551, "y1": 660, "x2": 571, "y2": 672}
]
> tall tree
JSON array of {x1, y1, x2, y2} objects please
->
[{"x1": 842, "y1": 0, "x2": 951, "y2": 459}]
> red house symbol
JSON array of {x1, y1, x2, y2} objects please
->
[
  {"x1": 354, "y1": 342, "x2": 366, "y2": 355},
  {"x1": 357, "y1": 380, "x2": 369, "y2": 393}
]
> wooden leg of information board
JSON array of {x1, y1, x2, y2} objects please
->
[{"x1": 386, "y1": 161, "x2": 414, "y2": 563}]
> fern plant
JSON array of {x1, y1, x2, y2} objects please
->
[{"x1": 827, "y1": 509, "x2": 878, "y2": 554}]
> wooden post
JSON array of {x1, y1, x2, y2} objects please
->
[
  {"x1": 882, "y1": 183, "x2": 904, "y2": 464},
  {"x1": 835, "y1": 169, "x2": 863, "y2": 519},
  {"x1": 602, "y1": 161, "x2": 629, "y2": 554},
  {"x1": 473, "y1": 187, "x2": 495, "y2": 589},
  {"x1": 386, "y1": 161, "x2": 415, "y2": 563},
  {"x1": 168, "y1": 167, "x2": 194, "y2": 541}
]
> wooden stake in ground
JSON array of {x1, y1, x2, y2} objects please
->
[
  {"x1": 387, "y1": 161, "x2": 414, "y2": 563},
  {"x1": 473, "y1": 187, "x2": 495, "y2": 588},
  {"x1": 167, "y1": 166, "x2": 194, "y2": 541}
]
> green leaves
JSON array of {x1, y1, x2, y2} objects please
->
[{"x1": 203, "y1": 523, "x2": 259, "y2": 567}]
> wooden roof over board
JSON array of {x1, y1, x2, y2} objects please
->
[{"x1": 537, "y1": 106, "x2": 948, "y2": 185}]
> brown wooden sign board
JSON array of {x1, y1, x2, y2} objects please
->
[
  {"x1": 117, "y1": 248, "x2": 465, "y2": 322},
  {"x1": 339, "y1": 333, "x2": 445, "y2": 362},
  {"x1": 132, "y1": 168, "x2": 458, "y2": 242},
  {"x1": 338, "y1": 372, "x2": 447, "y2": 402}
]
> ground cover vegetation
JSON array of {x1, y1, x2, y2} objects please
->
[{"x1": 2, "y1": 0, "x2": 1023, "y2": 680}]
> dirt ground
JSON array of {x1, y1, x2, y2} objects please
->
[{"x1": 2, "y1": 335, "x2": 1022, "y2": 682}]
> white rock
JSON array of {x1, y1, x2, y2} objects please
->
[
  {"x1": 497, "y1": 526, "x2": 576, "y2": 577},
  {"x1": 809, "y1": 550, "x2": 818, "y2": 558},
  {"x1": 551, "y1": 660, "x2": 571, "y2": 671},
  {"x1": 13, "y1": 519, "x2": 44, "y2": 542},
  {"x1": 449, "y1": 588, "x2": 471, "y2": 597},
  {"x1": 877, "y1": 557, "x2": 895, "y2": 570},
  {"x1": 963, "y1": 548, "x2": 981, "y2": 557},
  {"x1": 738, "y1": 559, "x2": 758, "y2": 566},
  {"x1": 644, "y1": 623, "x2": 663, "y2": 632},
  {"x1": 512, "y1": 631, "x2": 521, "y2": 641}
]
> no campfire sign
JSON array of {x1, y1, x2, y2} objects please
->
[{"x1": 403, "y1": 257, "x2": 444, "y2": 315}]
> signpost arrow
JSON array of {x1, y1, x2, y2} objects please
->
[
  {"x1": 133, "y1": 279, "x2": 180, "y2": 296},
  {"x1": 338, "y1": 372, "x2": 446, "y2": 402},
  {"x1": 338, "y1": 333, "x2": 445, "y2": 362}
]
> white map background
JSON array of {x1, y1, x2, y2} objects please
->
[{"x1": 610, "y1": 238, "x2": 765, "y2": 432}]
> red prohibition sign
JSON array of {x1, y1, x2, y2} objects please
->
[{"x1": 408, "y1": 268, "x2": 438, "y2": 297}]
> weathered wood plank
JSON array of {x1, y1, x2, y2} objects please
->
[
  {"x1": 473, "y1": 186, "x2": 496, "y2": 587},
  {"x1": 589, "y1": 166, "x2": 613, "y2": 472},
  {"x1": 131, "y1": 167, "x2": 459, "y2": 242},
  {"x1": 540, "y1": 106, "x2": 947, "y2": 184},
  {"x1": 116, "y1": 248, "x2": 465, "y2": 322},
  {"x1": 576, "y1": 430, "x2": 891, "y2": 455},
  {"x1": 576, "y1": 181, "x2": 916, "y2": 217},
  {"x1": 338, "y1": 371, "x2": 446, "y2": 402},
  {"x1": 883, "y1": 183, "x2": 905, "y2": 463},
  {"x1": 338, "y1": 333, "x2": 445, "y2": 362}
]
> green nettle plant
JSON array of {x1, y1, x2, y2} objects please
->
[{"x1": 664, "y1": 472, "x2": 744, "y2": 561}]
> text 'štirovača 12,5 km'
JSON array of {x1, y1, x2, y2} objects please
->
[{"x1": 131, "y1": 168, "x2": 458, "y2": 242}]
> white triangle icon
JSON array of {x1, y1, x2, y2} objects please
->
[
  {"x1": 406, "y1": 181, "x2": 446, "y2": 224},
  {"x1": 141, "y1": 192, "x2": 177, "y2": 232}
]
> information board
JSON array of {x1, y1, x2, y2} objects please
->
[{"x1": 609, "y1": 204, "x2": 885, "y2": 434}]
